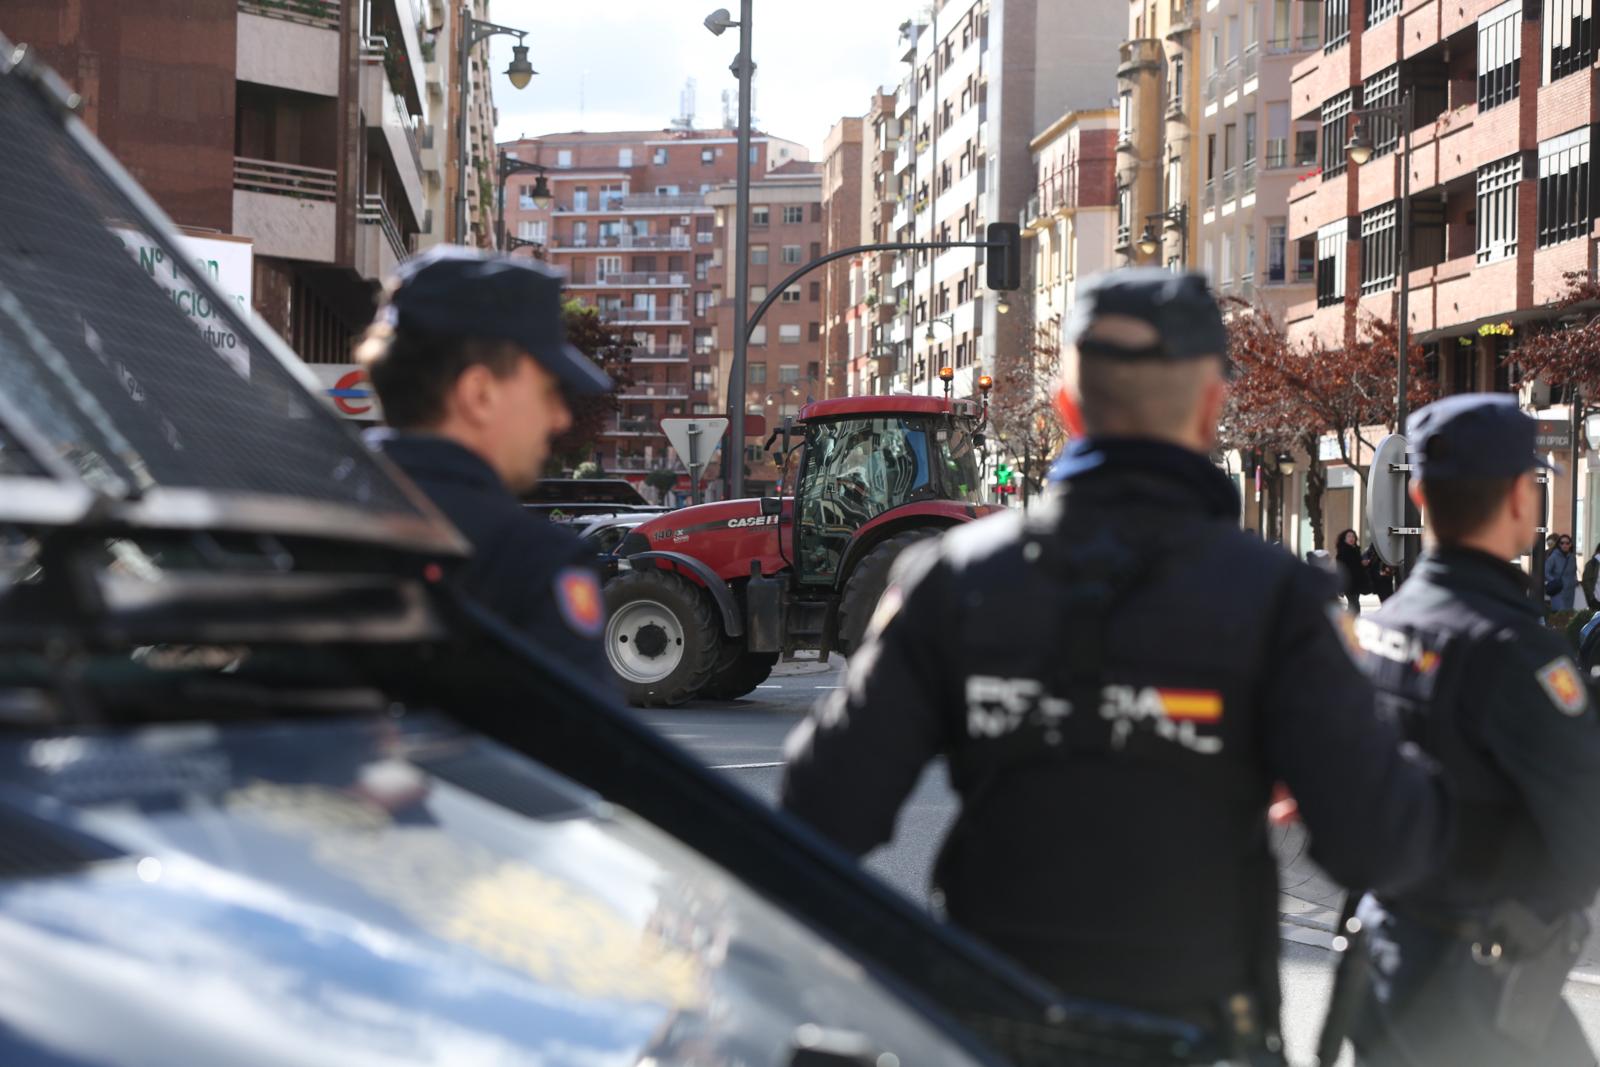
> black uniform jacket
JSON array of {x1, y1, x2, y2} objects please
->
[
  {"x1": 781, "y1": 438, "x2": 1450, "y2": 1013},
  {"x1": 370, "y1": 431, "x2": 614, "y2": 687},
  {"x1": 1358, "y1": 548, "x2": 1600, "y2": 919}
]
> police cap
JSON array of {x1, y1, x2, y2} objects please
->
[
  {"x1": 1407, "y1": 393, "x2": 1557, "y2": 480},
  {"x1": 385, "y1": 246, "x2": 612, "y2": 395},
  {"x1": 1065, "y1": 268, "x2": 1227, "y2": 363}
]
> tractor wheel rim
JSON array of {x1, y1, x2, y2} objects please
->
[{"x1": 606, "y1": 598, "x2": 686, "y2": 684}]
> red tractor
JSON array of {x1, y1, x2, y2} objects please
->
[{"x1": 604, "y1": 394, "x2": 999, "y2": 705}]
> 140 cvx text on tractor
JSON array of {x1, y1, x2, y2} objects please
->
[{"x1": 604, "y1": 392, "x2": 998, "y2": 705}]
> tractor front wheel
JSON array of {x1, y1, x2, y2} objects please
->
[
  {"x1": 604, "y1": 569, "x2": 720, "y2": 706},
  {"x1": 836, "y1": 529, "x2": 941, "y2": 656},
  {"x1": 700, "y1": 645, "x2": 781, "y2": 701}
]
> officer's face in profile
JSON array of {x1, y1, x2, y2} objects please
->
[{"x1": 453, "y1": 352, "x2": 572, "y2": 493}]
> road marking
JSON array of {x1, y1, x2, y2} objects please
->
[
  {"x1": 814, "y1": 685, "x2": 840, "y2": 689},
  {"x1": 710, "y1": 761, "x2": 784, "y2": 770},
  {"x1": 756, "y1": 684, "x2": 782, "y2": 689}
]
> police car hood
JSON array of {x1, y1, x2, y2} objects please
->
[{"x1": 0, "y1": 716, "x2": 985, "y2": 1067}]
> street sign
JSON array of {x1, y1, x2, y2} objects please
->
[
  {"x1": 661, "y1": 417, "x2": 728, "y2": 505},
  {"x1": 1366, "y1": 433, "x2": 1416, "y2": 567},
  {"x1": 1536, "y1": 418, "x2": 1574, "y2": 452}
]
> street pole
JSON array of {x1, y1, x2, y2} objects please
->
[
  {"x1": 726, "y1": 0, "x2": 754, "y2": 500},
  {"x1": 455, "y1": 4, "x2": 470, "y2": 244},
  {"x1": 1395, "y1": 87, "x2": 1413, "y2": 578}
]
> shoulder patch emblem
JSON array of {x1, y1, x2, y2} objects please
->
[
  {"x1": 1536, "y1": 657, "x2": 1589, "y2": 717},
  {"x1": 555, "y1": 567, "x2": 604, "y2": 638}
]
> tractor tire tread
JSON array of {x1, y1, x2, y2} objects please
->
[
  {"x1": 605, "y1": 568, "x2": 721, "y2": 707},
  {"x1": 836, "y1": 529, "x2": 940, "y2": 656}
]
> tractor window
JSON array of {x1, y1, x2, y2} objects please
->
[{"x1": 795, "y1": 417, "x2": 940, "y2": 585}]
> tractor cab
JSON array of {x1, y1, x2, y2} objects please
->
[{"x1": 785, "y1": 396, "x2": 986, "y2": 587}]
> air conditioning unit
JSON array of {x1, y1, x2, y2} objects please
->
[{"x1": 680, "y1": 215, "x2": 691, "y2": 225}]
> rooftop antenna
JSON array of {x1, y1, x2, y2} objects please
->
[
  {"x1": 673, "y1": 77, "x2": 697, "y2": 130},
  {"x1": 720, "y1": 88, "x2": 735, "y2": 129}
]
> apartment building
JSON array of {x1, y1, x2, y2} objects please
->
[
  {"x1": 1191, "y1": 0, "x2": 1323, "y2": 319},
  {"x1": 850, "y1": 91, "x2": 903, "y2": 397},
  {"x1": 887, "y1": 0, "x2": 1124, "y2": 400},
  {"x1": 1286, "y1": 0, "x2": 1600, "y2": 544},
  {"x1": 819, "y1": 117, "x2": 865, "y2": 400},
  {"x1": 1116, "y1": 0, "x2": 1202, "y2": 270},
  {"x1": 499, "y1": 129, "x2": 808, "y2": 483},
  {"x1": 8, "y1": 0, "x2": 485, "y2": 421},
  {"x1": 1021, "y1": 108, "x2": 1120, "y2": 338},
  {"x1": 707, "y1": 163, "x2": 827, "y2": 495}
]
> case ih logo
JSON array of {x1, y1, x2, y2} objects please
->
[{"x1": 727, "y1": 515, "x2": 779, "y2": 529}]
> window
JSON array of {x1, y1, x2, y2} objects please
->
[
  {"x1": 572, "y1": 186, "x2": 590, "y2": 211},
  {"x1": 1269, "y1": 0, "x2": 1292, "y2": 46},
  {"x1": 1244, "y1": 113, "x2": 1257, "y2": 165},
  {"x1": 1477, "y1": 1, "x2": 1521, "y2": 112},
  {"x1": 596, "y1": 256, "x2": 622, "y2": 281},
  {"x1": 752, "y1": 207, "x2": 770, "y2": 227},
  {"x1": 749, "y1": 363, "x2": 767, "y2": 386},
  {"x1": 1267, "y1": 220, "x2": 1287, "y2": 281},
  {"x1": 779, "y1": 364, "x2": 800, "y2": 382},
  {"x1": 1325, "y1": 0, "x2": 1349, "y2": 49},
  {"x1": 1267, "y1": 102, "x2": 1289, "y2": 166},
  {"x1": 1301, "y1": 1, "x2": 1323, "y2": 46},
  {"x1": 1220, "y1": 232, "x2": 1234, "y2": 285},
  {"x1": 694, "y1": 291, "x2": 713, "y2": 317},
  {"x1": 751, "y1": 325, "x2": 767, "y2": 346},
  {"x1": 556, "y1": 149, "x2": 573, "y2": 167},
  {"x1": 517, "y1": 220, "x2": 546, "y2": 241},
  {"x1": 1117, "y1": 184, "x2": 1132, "y2": 248},
  {"x1": 1547, "y1": 0, "x2": 1596, "y2": 82},
  {"x1": 653, "y1": 147, "x2": 668, "y2": 165},
  {"x1": 750, "y1": 285, "x2": 768, "y2": 301},
  {"x1": 619, "y1": 148, "x2": 633, "y2": 167},
  {"x1": 752, "y1": 244, "x2": 769, "y2": 265},
  {"x1": 781, "y1": 244, "x2": 803, "y2": 264},
  {"x1": 695, "y1": 328, "x2": 714, "y2": 355},
  {"x1": 1320, "y1": 89, "x2": 1353, "y2": 178},
  {"x1": 809, "y1": 281, "x2": 821, "y2": 302},
  {"x1": 693, "y1": 367, "x2": 716, "y2": 391},
  {"x1": 1360, "y1": 202, "x2": 1398, "y2": 294},
  {"x1": 1119, "y1": 91, "x2": 1133, "y2": 143},
  {"x1": 783, "y1": 206, "x2": 805, "y2": 224},
  {"x1": 1224, "y1": 123, "x2": 1238, "y2": 172},
  {"x1": 1367, "y1": 0, "x2": 1401, "y2": 27},
  {"x1": 695, "y1": 254, "x2": 712, "y2": 281},
  {"x1": 809, "y1": 323, "x2": 822, "y2": 342},
  {"x1": 1316, "y1": 218, "x2": 1348, "y2": 307},
  {"x1": 1477, "y1": 154, "x2": 1522, "y2": 263},
  {"x1": 1295, "y1": 235, "x2": 1316, "y2": 282},
  {"x1": 1538, "y1": 127, "x2": 1592, "y2": 247},
  {"x1": 780, "y1": 289, "x2": 801, "y2": 303},
  {"x1": 1361, "y1": 66, "x2": 1401, "y2": 157},
  {"x1": 571, "y1": 221, "x2": 589, "y2": 246},
  {"x1": 1294, "y1": 125, "x2": 1319, "y2": 165},
  {"x1": 701, "y1": 148, "x2": 715, "y2": 164},
  {"x1": 1170, "y1": 54, "x2": 1184, "y2": 109}
]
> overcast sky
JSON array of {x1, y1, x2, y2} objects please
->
[{"x1": 488, "y1": 0, "x2": 909, "y2": 157}]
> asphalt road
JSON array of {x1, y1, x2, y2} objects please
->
[{"x1": 638, "y1": 656, "x2": 1600, "y2": 1064}]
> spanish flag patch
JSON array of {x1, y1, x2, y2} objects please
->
[
  {"x1": 1536, "y1": 657, "x2": 1589, "y2": 717},
  {"x1": 1158, "y1": 689, "x2": 1224, "y2": 722},
  {"x1": 555, "y1": 567, "x2": 605, "y2": 638}
]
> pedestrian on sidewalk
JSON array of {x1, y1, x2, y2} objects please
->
[
  {"x1": 1346, "y1": 395, "x2": 1600, "y2": 1067},
  {"x1": 1582, "y1": 550, "x2": 1598, "y2": 609},
  {"x1": 1364, "y1": 542, "x2": 1396, "y2": 602},
  {"x1": 780, "y1": 269, "x2": 1450, "y2": 1060},
  {"x1": 1335, "y1": 528, "x2": 1369, "y2": 612},
  {"x1": 1545, "y1": 532, "x2": 1577, "y2": 611}
]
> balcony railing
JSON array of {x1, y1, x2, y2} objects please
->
[
  {"x1": 1224, "y1": 169, "x2": 1239, "y2": 203},
  {"x1": 605, "y1": 306, "x2": 688, "y2": 322},
  {"x1": 1204, "y1": 71, "x2": 1220, "y2": 103},
  {"x1": 618, "y1": 385, "x2": 689, "y2": 399},
  {"x1": 575, "y1": 233, "x2": 691, "y2": 250},
  {"x1": 1242, "y1": 43, "x2": 1259, "y2": 81},
  {"x1": 239, "y1": 0, "x2": 339, "y2": 31},
  {"x1": 1265, "y1": 140, "x2": 1290, "y2": 169},
  {"x1": 232, "y1": 157, "x2": 337, "y2": 201},
  {"x1": 359, "y1": 194, "x2": 407, "y2": 261},
  {"x1": 1203, "y1": 180, "x2": 1217, "y2": 210},
  {"x1": 573, "y1": 271, "x2": 689, "y2": 287},
  {"x1": 1242, "y1": 161, "x2": 1257, "y2": 196},
  {"x1": 605, "y1": 417, "x2": 660, "y2": 435},
  {"x1": 560, "y1": 192, "x2": 707, "y2": 213}
]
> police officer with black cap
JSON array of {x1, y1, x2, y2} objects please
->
[
  {"x1": 1347, "y1": 394, "x2": 1600, "y2": 1066},
  {"x1": 356, "y1": 246, "x2": 616, "y2": 682},
  {"x1": 781, "y1": 268, "x2": 1450, "y2": 1055}
]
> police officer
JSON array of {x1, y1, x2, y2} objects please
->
[
  {"x1": 1348, "y1": 394, "x2": 1600, "y2": 1066},
  {"x1": 781, "y1": 269, "x2": 1450, "y2": 1051},
  {"x1": 356, "y1": 246, "x2": 615, "y2": 681}
]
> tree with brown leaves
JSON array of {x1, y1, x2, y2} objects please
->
[
  {"x1": 988, "y1": 318, "x2": 1066, "y2": 504},
  {"x1": 1505, "y1": 271, "x2": 1600, "y2": 399},
  {"x1": 546, "y1": 301, "x2": 633, "y2": 474}
]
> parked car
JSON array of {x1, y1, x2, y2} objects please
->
[
  {"x1": 0, "y1": 39, "x2": 1221, "y2": 1067},
  {"x1": 522, "y1": 478, "x2": 670, "y2": 520}
]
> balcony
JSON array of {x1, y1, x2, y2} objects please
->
[
  {"x1": 604, "y1": 417, "x2": 661, "y2": 436},
  {"x1": 618, "y1": 385, "x2": 690, "y2": 400},
  {"x1": 1204, "y1": 70, "x2": 1220, "y2": 104},
  {"x1": 1203, "y1": 179, "x2": 1217, "y2": 211},
  {"x1": 237, "y1": 1, "x2": 341, "y2": 96},
  {"x1": 1118, "y1": 38, "x2": 1164, "y2": 79},
  {"x1": 231, "y1": 157, "x2": 337, "y2": 263},
  {"x1": 1242, "y1": 161, "x2": 1257, "y2": 197},
  {"x1": 570, "y1": 271, "x2": 690, "y2": 288},
  {"x1": 356, "y1": 194, "x2": 407, "y2": 281},
  {"x1": 1241, "y1": 43, "x2": 1259, "y2": 84},
  {"x1": 890, "y1": 255, "x2": 911, "y2": 291},
  {"x1": 561, "y1": 233, "x2": 690, "y2": 251},
  {"x1": 359, "y1": 52, "x2": 424, "y2": 222},
  {"x1": 605, "y1": 306, "x2": 689, "y2": 323},
  {"x1": 894, "y1": 137, "x2": 913, "y2": 175},
  {"x1": 631, "y1": 351, "x2": 690, "y2": 362},
  {"x1": 558, "y1": 192, "x2": 708, "y2": 214}
]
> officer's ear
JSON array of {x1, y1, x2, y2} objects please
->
[{"x1": 449, "y1": 361, "x2": 503, "y2": 427}]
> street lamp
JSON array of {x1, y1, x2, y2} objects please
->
[
  {"x1": 996, "y1": 294, "x2": 1011, "y2": 315},
  {"x1": 1277, "y1": 452, "x2": 1296, "y2": 477},
  {"x1": 496, "y1": 153, "x2": 550, "y2": 251},
  {"x1": 504, "y1": 237, "x2": 544, "y2": 256},
  {"x1": 1346, "y1": 86, "x2": 1414, "y2": 574},
  {"x1": 455, "y1": 9, "x2": 534, "y2": 245},
  {"x1": 709, "y1": 1, "x2": 756, "y2": 500},
  {"x1": 1136, "y1": 204, "x2": 1188, "y2": 264}
]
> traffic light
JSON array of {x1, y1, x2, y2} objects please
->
[
  {"x1": 995, "y1": 461, "x2": 1013, "y2": 488},
  {"x1": 985, "y1": 221, "x2": 1021, "y2": 291}
]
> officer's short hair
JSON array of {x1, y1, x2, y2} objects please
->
[
  {"x1": 355, "y1": 320, "x2": 527, "y2": 430},
  {"x1": 1074, "y1": 352, "x2": 1220, "y2": 438},
  {"x1": 1417, "y1": 477, "x2": 1519, "y2": 542}
]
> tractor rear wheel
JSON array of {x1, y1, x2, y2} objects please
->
[
  {"x1": 837, "y1": 529, "x2": 941, "y2": 656},
  {"x1": 699, "y1": 645, "x2": 781, "y2": 701},
  {"x1": 604, "y1": 569, "x2": 720, "y2": 706}
]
